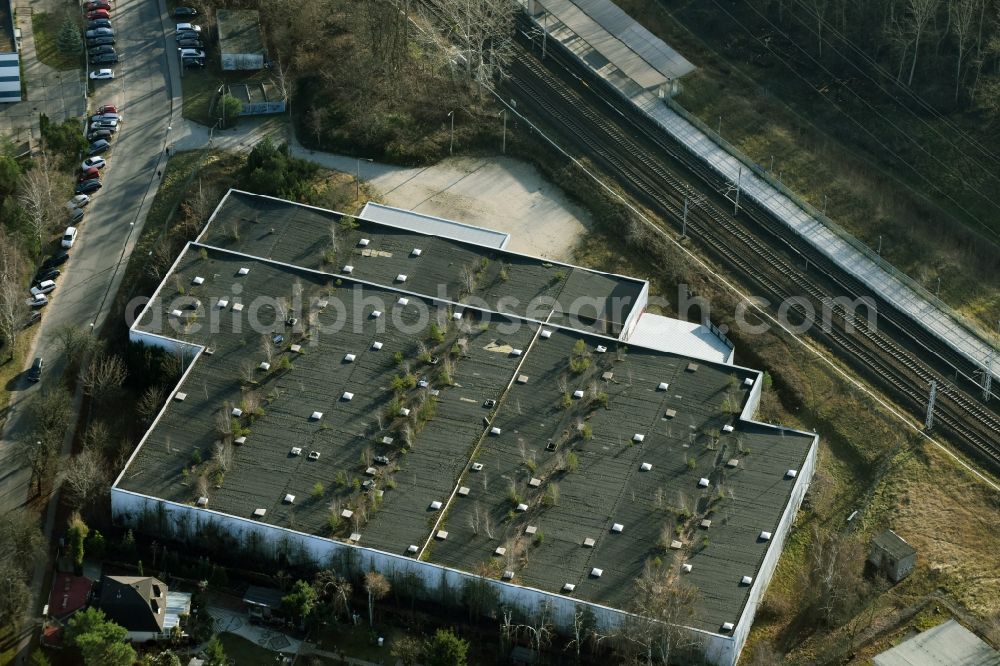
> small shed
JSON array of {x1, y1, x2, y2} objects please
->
[
  {"x1": 217, "y1": 9, "x2": 265, "y2": 70},
  {"x1": 227, "y1": 80, "x2": 286, "y2": 116},
  {"x1": 242, "y1": 584, "x2": 283, "y2": 618},
  {"x1": 869, "y1": 529, "x2": 917, "y2": 582}
]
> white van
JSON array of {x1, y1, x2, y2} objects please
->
[{"x1": 62, "y1": 227, "x2": 78, "y2": 248}]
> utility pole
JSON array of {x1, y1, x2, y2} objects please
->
[
  {"x1": 823, "y1": 194, "x2": 827, "y2": 215},
  {"x1": 499, "y1": 108, "x2": 507, "y2": 154},
  {"x1": 935, "y1": 277, "x2": 941, "y2": 297},
  {"x1": 448, "y1": 110, "x2": 454, "y2": 155},
  {"x1": 681, "y1": 196, "x2": 689, "y2": 238},
  {"x1": 877, "y1": 235, "x2": 882, "y2": 256},
  {"x1": 925, "y1": 380, "x2": 937, "y2": 430},
  {"x1": 356, "y1": 157, "x2": 372, "y2": 201},
  {"x1": 717, "y1": 116, "x2": 722, "y2": 136},
  {"x1": 984, "y1": 352, "x2": 994, "y2": 403},
  {"x1": 769, "y1": 155, "x2": 774, "y2": 173},
  {"x1": 734, "y1": 165, "x2": 742, "y2": 216},
  {"x1": 542, "y1": 12, "x2": 548, "y2": 59}
]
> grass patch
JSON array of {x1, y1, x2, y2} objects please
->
[
  {"x1": 0, "y1": 327, "x2": 41, "y2": 422},
  {"x1": 217, "y1": 632, "x2": 279, "y2": 663},
  {"x1": 31, "y1": 12, "x2": 84, "y2": 71},
  {"x1": 314, "y1": 623, "x2": 406, "y2": 661}
]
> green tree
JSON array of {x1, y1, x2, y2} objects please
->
[
  {"x1": 0, "y1": 154, "x2": 21, "y2": 200},
  {"x1": 203, "y1": 635, "x2": 226, "y2": 666},
  {"x1": 219, "y1": 94, "x2": 243, "y2": 129},
  {"x1": 422, "y1": 628, "x2": 469, "y2": 666},
  {"x1": 29, "y1": 650, "x2": 52, "y2": 666},
  {"x1": 66, "y1": 608, "x2": 136, "y2": 666},
  {"x1": 67, "y1": 513, "x2": 89, "y2": 571},
  {"x1": 281, "y1": 579, "x2": 318, "y2": 626},
  {"x1": 56, "y1": 15, "x2": 82, "y2": 57},
  {"x1": 84, "y1": 529, "x2": 106, "y2": 560}
]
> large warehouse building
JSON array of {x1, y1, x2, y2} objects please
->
[
  {"x1": 112, "y1": 190, "x2": 818, "y2": 665},
  {"x1": 0, "y1": 0, "x2": 21, "y2": 103}
]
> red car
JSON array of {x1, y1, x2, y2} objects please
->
[
  {"x1": 97, "y1": 104, "x2": 118, "y2": 115},
  {"x1": 86, "y1": 9, "x2": 110, "y2": 19},
  {"x1": 78, "y1": 167, "x2": 101, "y2": 181},
  {"x1": 84, "y1": 1, "x2": 111, "y2": 10}
]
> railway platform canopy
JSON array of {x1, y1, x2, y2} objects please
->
[{"x1": 523, "y1": 0, "x2": 695, "y2": 95}]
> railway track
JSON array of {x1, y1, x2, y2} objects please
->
[{"x1": 503, "y1": 40, "x2": 1000, "y2": 469}]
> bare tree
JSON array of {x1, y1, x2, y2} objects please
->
[
  {"x1": 81, "y1": 353, "x2": 128, "y2": 404},
  {"x1": 421, "y1": 0, "x2": 518, "y2": 94},
  {"x1": 804, "y1": 0, "x2": 832, "y2": 56},
  {"x1": 905, "y1": 0, "x2": 941, "y2": 86},
  {"x1": 60, "y1": 446, "x2": 108, "y2": 507},
  {"x1": 0, "y1": 559, "x2": 30, "y2": 629},
  {"x1": 136, "y1": 385, "x2": 167, "y2": 426},
  {"x1": 627, "y1": 563, "x2": 702, "y2": 664},
  {"x1": 0, "y1": 232, "x2": 27, "y2": 360},
  {"x1": 951, "y1": 0, "x2": 982, "y2": 101},
  {"x1": 53, "y1": 324, "x2": 100, "y2": 375},
  {"x1": 17, "y1": 157, "x2": 61, "y2": 245},
  {"x1": 364, "y1": 571, "x2": 391, "y2": 626},
  {"x1": 800, "y1": 525, "x2": 868, "y2": 626},
  {"x1": 307, "y1": 105, "x2": 329, "y2": 145},
  {"x1": 213, "y1": 440, "x2": 234, "y2": 473}
]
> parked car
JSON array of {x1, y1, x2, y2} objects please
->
[
  {"x1": 30, "y1": 280, "x2": 57, "y2": 296},
  {"x1": 42, "y1": 253, "x2": 69, "y2": 269},
  {"x1": 87, "y1": 19, "x2": 112, "y2": 29},
  {"x1": 177, "y1": 38, "x2": 204, "y2": 49},
  {"x1": 26, "y1": 293, "x2": 48, "y2": 308},
  {"x1": 86, "y1": 36, "x2": 116, "y2": 47},
  {"x1": 88, "y1": 139, "x2": 111, "y2": 155},
  {"x1": 90, "y1": 119, "x2": 118, "y2": 132},
  {"x1": 24, "y1": 311, "x2": 42, "y2": 327},
  {"x1": 89, "y1": 68, "x2": 115, "y2": 80},
  {"x1": 61, "y1": 227, "x2": 78, "y2": 249},
  {"x1": 96, "y1": 104, "x2": 119, "y2": 115},
  {"x1": 66, "y1": 194, "x2": 91, "y2": 210},
  {"x1": 78, "y1": 167, "x2": 101, "y2": 182},
  {"x1": 85, "y1": 27, "x2": 113, "y2": 38},
  {"x1": 89, "y1": 45, "x2": 115, "y2": 56},
  {"x1": 82, "y1": 156, "x2": 106, "y2": 170},
  {"x1": 27, "y1": 357, "x2": 44, "y2": 383},
  {"x1": 89, "y1": 53, "x2": 119, "y2": 65},
  {"x1": 84, "y1": 2, "x2": 112, "y2": 12},
  {"x1": 90, "y1": 112, "x2": 119, "y2": 123},
  {"x1": 179, "y1": 48, "x2": 206, "y2": 58},
  {"x1": 67, "y1": 207, "x2": 85, "y2": 223},
  {"x1": 35, "y1": 267, "x2": 61, "y2": 283},
  {"x1": 86, "y1": 10, "x2": 111, "y2": 20},
  {"x1": 182, "y1": 57, "x2": 205, "y2": 68},
  {"x1": 174, "y1": 6, "x2": 197, "y2": 17},
  {"x1": 175, "y1": 22, "x2": 201, "y2": 32},
  {"x1": 75, "y1": 179, "x2": 102, "y2": 194},
  {"x1": 87, "y1": 129, "x2": 113, "y2": 143},
  {"x1": 175, "y1": 30, "x2": 200, "y2": 42}
]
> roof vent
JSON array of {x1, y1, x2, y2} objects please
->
[
  {"x1": 590, "y1": 568, "x2": 603, "y2": 578},
  {"x1": 601, "y1": 371, "x2": 613, "y2": 381},
  {"x1": 595, "y1": 345, "x2": 607, "y2": 353},
  {"x1": 407, "y1": 544, "x2": 419, "y2": 554},
  {"x1": 573, "y1": 390, "x2": 584, "y2": 399},
  {"x1": 525, "y1": 525, "x2": 537, "y2": 535},
  {"x1": 511, "y1": 349, "x2": 523, "y2": 357},
  {"x1": 371, "y1": 310, "x2": 382, "y2": 319},
  {"x1": 494, "y1": 546, "x2": 506, "y2": 556},
  {"x1": 203, "y1": 348, "x2": 215, "y2": 356},
  {"x1": 540, "y1": 329, "x2": 552, "y2": 339},
  {"x1": 170, "y1": 309, "x2": 183, "y2": 318},
  {"x1": 700, "y1": 519, "x2": 712, "y2": 529},
  {"x1": 310, "y1": 411, "x2": 323, "y2": 420},
  {"x1": 682, "y1": 563, "x2": 693, "y2": 573},
  {"x1": 342, "y1": 265, "x2": 354, "y2": 274},
  {"x1": 283, "y1": 494, "x2": 295, "y2": 504},
  {"x1": 232, "y1": 303, "x2": 244, "y2": 312},
  {"x1": 502, "y1": 571, "x2": 514, "y2": 581},
  {"x1": 744, "y1": 377, "x2": 755, "y2": 387},
  {"x1": 670, "y1": 540, "x2": 683, "y2": 550},
  {"x1": 374, "y1": 455, "x2": 389, "y2": 465},
  {"x1": 252, "y1": 508, "x2": 266, "y2": 518},
  {"x1": 665, "y1": 409, "x2": 677, "y2": 419},
  {"x1": 435, "y1": 530, "x2": 448, "y2": 540},
  {"x1": 786, "y1": 469, "x2": 798, "y2": 479},
  {"x1": 686, "y1": 362, "x2": 699, "y2": 372},
  {"x1": 452, "y1": 311, "x2": 463, "y2": 320},
  {"x1": 490, "y1": 426, "x2": 502, "y2": 435},
  {"x1": 344, "y1": 353, "x2": 356, "y2": 362},
  {"x1": 471, "y1": 462, "x2": 484, "y2": 472},
  {"x1": 611, "y1": 523, "x2": 624, "y2": 533},
  {"x1": 457, "y1": 486, "x2": 470, "y2": 497},
  {"x1": 196, "y1": 497, "x2": 208, "y2": 507},
  {"x1": 562, "y1": 583, "x2": 576, "y2": 593},
  {"x1": 723, "y1": 425, "x2": 734, "y2": 433},
  {"x1": 516, "y1": 503, "x2": 528, "y2": 512},
  {"x1": 259, "y1": 362, "x2": 270, "y2": 371},
  {"x1": 291, "y1": 344, "x2": 303, "y2": 353},
  {"x1": 372, "y1": 341, "x2": 383, "y2": 350},
  {"x1": 234, "y1": 436, "x2": 246, "y2": 446},
  {"x1": 396, "y1": 274, "x2": 407, "y2": 283},
  {"x1": 528, "y1": 478, "x2": 541, "y2": 488},
  {"x1": 640, "y1": 462, "x2": 652, "y2": 472},
  {"x1": 429, "y1": 501, "x2": 443, "y2": 511},
  {"x1": 399, "y1": 407, "x2": 410, "y2": 417},
  {"x1": 759, "y1": 531, "x2": 772, "y2": 542},
  {"x1": 381, "y1": 436, "x2": 394, "y2": 445},
  {"x1": 726, "y1": 458, "x2": 739, "y2": 468},
  {"x1": 231, "y1": 407, "x2": 243, "y2": 417},
  {"x1": 238, "y1": 267, "x2": 250, "y2": 276},
  {"x1": 349, "y1": 533, "x2": 361, "y2": 543},
  {"x1": 657, "y1": 382, "x2": 669, "y2": 391},
  {"x1": 397, "y1": 297, "x2": 409, "y2": 306},
  {"x1": 417, "y1": 379, "x2": 429, "y2": 388},
  {"x1": 290, "y1": 447, "x2": 302, "y2": 456},
  {"x1": 721, "y1": 622, "x2": 734, "y2": 633},
  {"x1": 741, "y1": 575, "x2": 754, "y2": 585},
  {"x1": 342, "y1": 392, "x2": 354, "y2": 401},
  {"x1": 698, "y1": 478, "x2": 709, "y2": 488},
  {"x1": 341, "y1": 509, "x2": 353, "y2": 519},
  {"x1": 411, "y1": 248, "x2": 422, "y2": 257},
  {"x1": 583, "y1": 537, "x2": 596, "y2": 548},
  {"x1": 318, "y1": 299, "x2": 329, "y2": 309},
  {"x1": 217, "y1": 298, "x2": 229, "y2": 309},
  {"x1": 192, "y1": 276, "x2": 204, "y2": 285},
  {"x1": 308, "y1": 451, "x2": 321, "y2": 460},
  {"x1": 516, "y1": 374, "x2": 529, "y2": 384},
  {"x1": 365, "y1": 467, "x2": 377, "y2": 476},
  {"x1": 174, "y1": 392, "x2": 187, "y2": 402},
  {"x1": 358, "y1": 238, "x2": 370, "y2": 247},
  {"x1": 633, "y1": 433, "x2": 645, "y2": 443}
]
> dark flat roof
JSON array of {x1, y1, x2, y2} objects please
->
[{"x1": 216, "y1": 10, "x2": 264, "y2": 56}]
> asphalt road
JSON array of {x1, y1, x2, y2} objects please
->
[{"x1": 0, "y1": 0, "x2": 180, "y2": 514}]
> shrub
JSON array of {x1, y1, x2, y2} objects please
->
[
  {"x1": 429, "y1": 323, "x2": 445, "y2": 344},
  {"x1": 311, "y1": 482, "x2": 324, "y2": 500},
  {"x1": 561, "y1": 392, "x2": 572, "y2": 409},
  {"x1": 393, "y1": 351, "x2": 405, "y2": 366},
  {"x1": 581, "y1": 423, "x2": 593, "y2": 440},
  {"x1": 565, "y1": 451, "x2": 579, "y2": 472}
]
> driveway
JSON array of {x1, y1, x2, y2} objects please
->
[{"x1": 208, "y1": 606, "x2": 303, "y2": 655}]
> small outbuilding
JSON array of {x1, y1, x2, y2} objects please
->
[
  {"x1": 217, "y1": 9, "x2": 265, "y2": 70},
  {"x1": 227, "y1": 80, "x2": 286, "y2": 116},
  {"x1": 243, "y1": 584, "x2": 283, "y2": 619},
  {"x1": 869, "y1": 529, "x2": 917, "y2": 582}
]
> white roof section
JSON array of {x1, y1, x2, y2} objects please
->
[
  {"x1": 163, "y1": 591, "x2": 192, "y2": 630},
  {"x1": 873, "y1": 620, "x2": 1000, "y2": 666},
  {"x1": 533, "y1": 0, "x2": 695, "y2": 88},
  {"x1": 359, "y1": 202, "x2": 511, "y2": 250},
  {"x1": 628, "y1": 312, "x2": 734, "y2": 365}
]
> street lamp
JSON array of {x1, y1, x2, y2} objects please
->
[
  {"x1": 356, "y1": 157, "x2": 373, "y2": 201},
  {"x1": 447, "y1": 110, "x2": 454, "y2": 155},
  {"x1": 498, "y1": 108, "x2": 507, "y2": 155}
]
